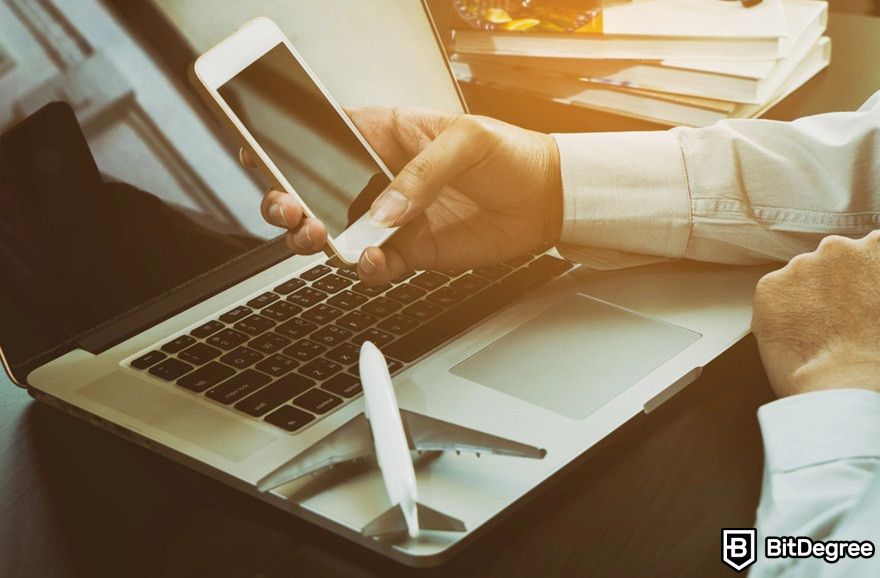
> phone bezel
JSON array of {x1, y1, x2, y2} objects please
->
[{"x1": 191, "y1": 16, "x2": 398, "y2": 264}]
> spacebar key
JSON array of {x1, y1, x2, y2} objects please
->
[{"x1": 385, "y1": 283, "x2": 522, "y2": 362}]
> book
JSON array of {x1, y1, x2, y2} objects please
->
[
  {"x1": 452, "y1": 0, "x2": 828, "y2": 104},
  {"x1": 452, "y1": 0, "x2": 792, "y2": 61},
  {"x1": 451, "y1": 37, "x2": 831, "y2": 128}
]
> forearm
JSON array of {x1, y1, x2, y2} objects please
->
[{"x1": 553, "y1": 92, "x2": 880, "y2": 265}]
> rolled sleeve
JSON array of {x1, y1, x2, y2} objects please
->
[
  {"x1": 552, "y1": 131, "x2": 692, "y2": 259},
  {"x1": 758, "y1": 389, "x2": 880, "y2": 473}
]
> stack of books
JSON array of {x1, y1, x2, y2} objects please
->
[{"x1": 449, "y1": 0, "x2": 830, "y2": 127}]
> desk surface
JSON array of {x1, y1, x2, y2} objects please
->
[{"x1": 3, "y1": 12, "x2": 879, "y2": 578}]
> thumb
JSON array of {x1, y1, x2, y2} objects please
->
[{"x1": 368, "y1": 117, "x2": 480, "y2": 227}]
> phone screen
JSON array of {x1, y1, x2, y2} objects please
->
[{"x1": 217, "y1": 43, "x2": 390, "y2": 237}]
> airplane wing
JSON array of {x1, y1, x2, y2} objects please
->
[
  {"x1": 400, "y1": 409, "x2": 547, "y2": 459},
  {"x1": 257, "y1": 414, "x2": 375, "y2": 492}
]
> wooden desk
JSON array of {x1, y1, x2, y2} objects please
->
[{"x1": 2, "y1": 12, "x2": 879, "y2": 578}]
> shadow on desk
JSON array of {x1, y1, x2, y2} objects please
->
[{"x1": 5, "y1": 335, "x2": 772, "y2": 578}]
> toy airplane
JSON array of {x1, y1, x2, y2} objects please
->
[{"x1": 257, "y1": 341, "x2": 547, "y2": 542}]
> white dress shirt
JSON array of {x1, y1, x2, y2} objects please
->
[{"x1": 552, "y1": 92, "x2": 880, "y2": 576}]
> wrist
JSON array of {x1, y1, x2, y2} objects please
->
[{"x1": 788, "y1": 347, "x2": 880, "y2": 395}]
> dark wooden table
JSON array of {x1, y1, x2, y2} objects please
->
[{"x1": 2, "y1": 11, "x2": 879, "y2": 578}]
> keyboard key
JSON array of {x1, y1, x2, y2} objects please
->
[
  {"x1": 131, "y1": 350, "x2": 166, "y2": 370},
  {"x1": 310, "y1": 325, "x2": 353, "y2": 347},
  {"x1": 300, "y1": 264, "x2": 332, "y2": 281},
  {"x1": 385, "y1": 284, "x2": 426, "y2": 304},
  {"x1": 386, "y1": 282, "x2": 522, "y2": 362},
  {"x1": 190, "y1": 320, "x2": 224, "y2": 339},
  {"x1": 312, "y1": 273, "x2": 352, "y2": 294},
  {"x1": 206, "y1": 328, "x2": 248, "y2": 350},
  {"x1": 248, "y1": 332, "x2": 290, "y2": 354},
  {"x1": 276, "y1": 318, "x2": 318, "y2": 340},
  {"x1": 274, "y1": 278, "x2": 306, "y2": 295},
  {"x1": 504, "y1": 255, "x2": 573, "y2": 291},
  {"x1": 503, "y1": 254, "x2": 532, "y2": 268},
  {"x1": 387, "y1": 358, "x2": 404, "y2": 374},
  {"x1": 322, "y1": 373, "x2": 362, "y2": 398},
  {"x1": 293, "y1": 388, "x2": 343, "y2": 414},
  {"x1": 402, "y1": 300, "x2": 443, "y2": 321},
  {"x1": 410, "y1": 271, "x2": 449, "y2": 291},
  {"x1": 351, "y1": 328, "x2": 395, "y2": 348},
  {"x1": 161, "y1": 335, "x2": 196, "y2": 354},
  {"x1": 149, "y1": 358, "x2": 194, "y2": 381},
  {"x1": 219, "y1": 305, "x2": 252, "y2": 324},
  {"x1": 334, "y1": 267, "x2": 360, "y2": 282},
  {"x1": 473, "y1": 263, "x2": 512, "y2": 281},
  {"x1": 378, "y1": 313, "x2": 418, "y2": 334},
  {"x1": 264, "y1": 405, "x2": 315, "y2": 432},
  {"x1": 219, "y1": 346, "x2": 262, "y2": 369},
  {"x1": 206, "y1": 369, "x2": 271, "y2": 404},
  {"x1": 233, "y1": 314, "x2": 275, "y2": 336},
  {"x1": 261, "y1": 301, "x2": 302, "y2": 322},
  {"x1": 235, "y1": 373, "x2": 314, "y2": 416},
  {"x1": 352, "y1": 282, "x2": 390, "y2": 297},
  {"x1": 336, "y1": 310, "x2": 378, "y2": 332},
  {"x1": 426, "y1": 286, "x2": 465, "y2": 307},
  {"x1": 327, "y1": 290, "x2": 368, "y2": 310},
  {"x1": 450, "y1": 273, "x2": 490, "y2": 293},
  {"x1": 326, "y1": 343, "x2": 360, "y2": 365},
  {"x1": 288, "y1": 287, "x2": 327, "y2": 308},
  {"x1": 177, "y1": 361, "x2": 234, "y2": 392},
  {"x1": 255, "y1": 354, "x2": 298, "y2": 378},
  {"x1": 393, "y1": 270, "x2": 417, "y2": 283},
  {"x1": 301, "y1": 303, "x2": 343, "y2": 325},
  {"x1": 178, "y1": 342, "x2": 222, "y2": 365},
  {"x1": 247, "y1": 292, "x2": 279, "y2": 309},
  {"x1": 283, "y1": 339, "x2": 326, "y2": 363},
  {"x1": 361, "y1": 296, "x2": 399, "y2": 318},
  {"x1": 299, "y1": 357, "x2": 343, "y2": 381}
]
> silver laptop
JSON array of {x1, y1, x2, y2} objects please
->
[{"x1": 0, "y1": 0, "x2": 769, "y2": 567}]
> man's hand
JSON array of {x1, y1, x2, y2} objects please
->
[
  {"x1": 242, "y1": 108, "x2": 562, "y2": 284},
  {"x1": 751, "y1": 231, "x2": 880, "y2": 397}
]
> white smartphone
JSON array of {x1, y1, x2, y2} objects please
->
[{"x1": 192, "y1": 17, "x2": 398, "y2": 265}]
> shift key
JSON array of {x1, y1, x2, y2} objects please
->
[
  {"x1": 206, "y1": 369, "x2": 271, "y2": 405},
  {"x1": 235, "y1": 373, "x2": 314, "y2": 416}
]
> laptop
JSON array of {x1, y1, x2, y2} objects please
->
[{"x1": 0, "y1": 1, "x2": 769, "y2": 566}]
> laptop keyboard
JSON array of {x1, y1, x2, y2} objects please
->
[{"x1": 127, "y1": 247, "x2": 572, "y2": 434}]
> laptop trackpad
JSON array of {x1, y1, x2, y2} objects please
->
[{"x1": 450, "y1": 294, "x2": 701, "y2": 420}]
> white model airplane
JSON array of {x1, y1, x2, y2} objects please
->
[{"x1": 257, "y1": 341, "x2": 547, "y2": 542}]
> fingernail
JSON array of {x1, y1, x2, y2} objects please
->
[
  {"x1": 293, "y1": 223, "x2": 312, "y2": 249},
  {"x1": 360, "y1": 251, "x2": 377, "y2": 274},
  {"x1": 369, "y1": 189, "x2": 409, "y2": 227},
  {"x1": 268, "y1": 203, "x2": 286, "y2": 227}
]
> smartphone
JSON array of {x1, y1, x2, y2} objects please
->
[{"x1": 191, "y1": 17, "x2": 397, "y2": 265}]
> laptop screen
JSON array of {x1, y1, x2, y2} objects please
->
[{"x1": 0, "y1": 2, "x2": 463, "y2": 381}]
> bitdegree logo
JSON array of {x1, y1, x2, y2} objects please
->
[{"x1": 766, "y1": 536, "x2": 875, "y2": 564}]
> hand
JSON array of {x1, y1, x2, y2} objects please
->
[
  {"x1": 751, "y1": 231, "x2": 880, "y2": 397},
  {"x1": 242, "y1": 108, "x2": 562, "y2": 284}
]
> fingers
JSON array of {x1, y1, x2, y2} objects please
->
[
  {"x1": 285, "y1": 217, "x2": 327, "y2": 254},
  {"x1": 357, "y1": 246, "x2": 410, "y2": 285},
  {"x1": 368, "y1": 116, "x2": 487, "y2": 228},
  {"x1": 239, "y1": 148, "x2": 257, "y2": 168},
  {"x1": 260, "y1": 190, "x2": 327, "y2": 254},
  {"x1": 260, "y1": 190, "x2": 303, "y2": 228}
]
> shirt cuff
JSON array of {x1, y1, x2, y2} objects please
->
[
  {"x1": 552, "y1": 131, "x2": 692, "y2": 259},
  {"x1": 758, "y1": 389, "x2": 880, "y2": 473}
]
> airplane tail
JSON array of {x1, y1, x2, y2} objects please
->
[{"x1": 361, "y1": 502, "x2": 466, "y2": 542}]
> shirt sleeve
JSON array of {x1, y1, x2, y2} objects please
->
[
  {"x1": 552, "y1": 91, "x2": 880, "y2": 266},
  {"x1": 749, "y1": 389, "x2": 880, "y2": 578}
]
